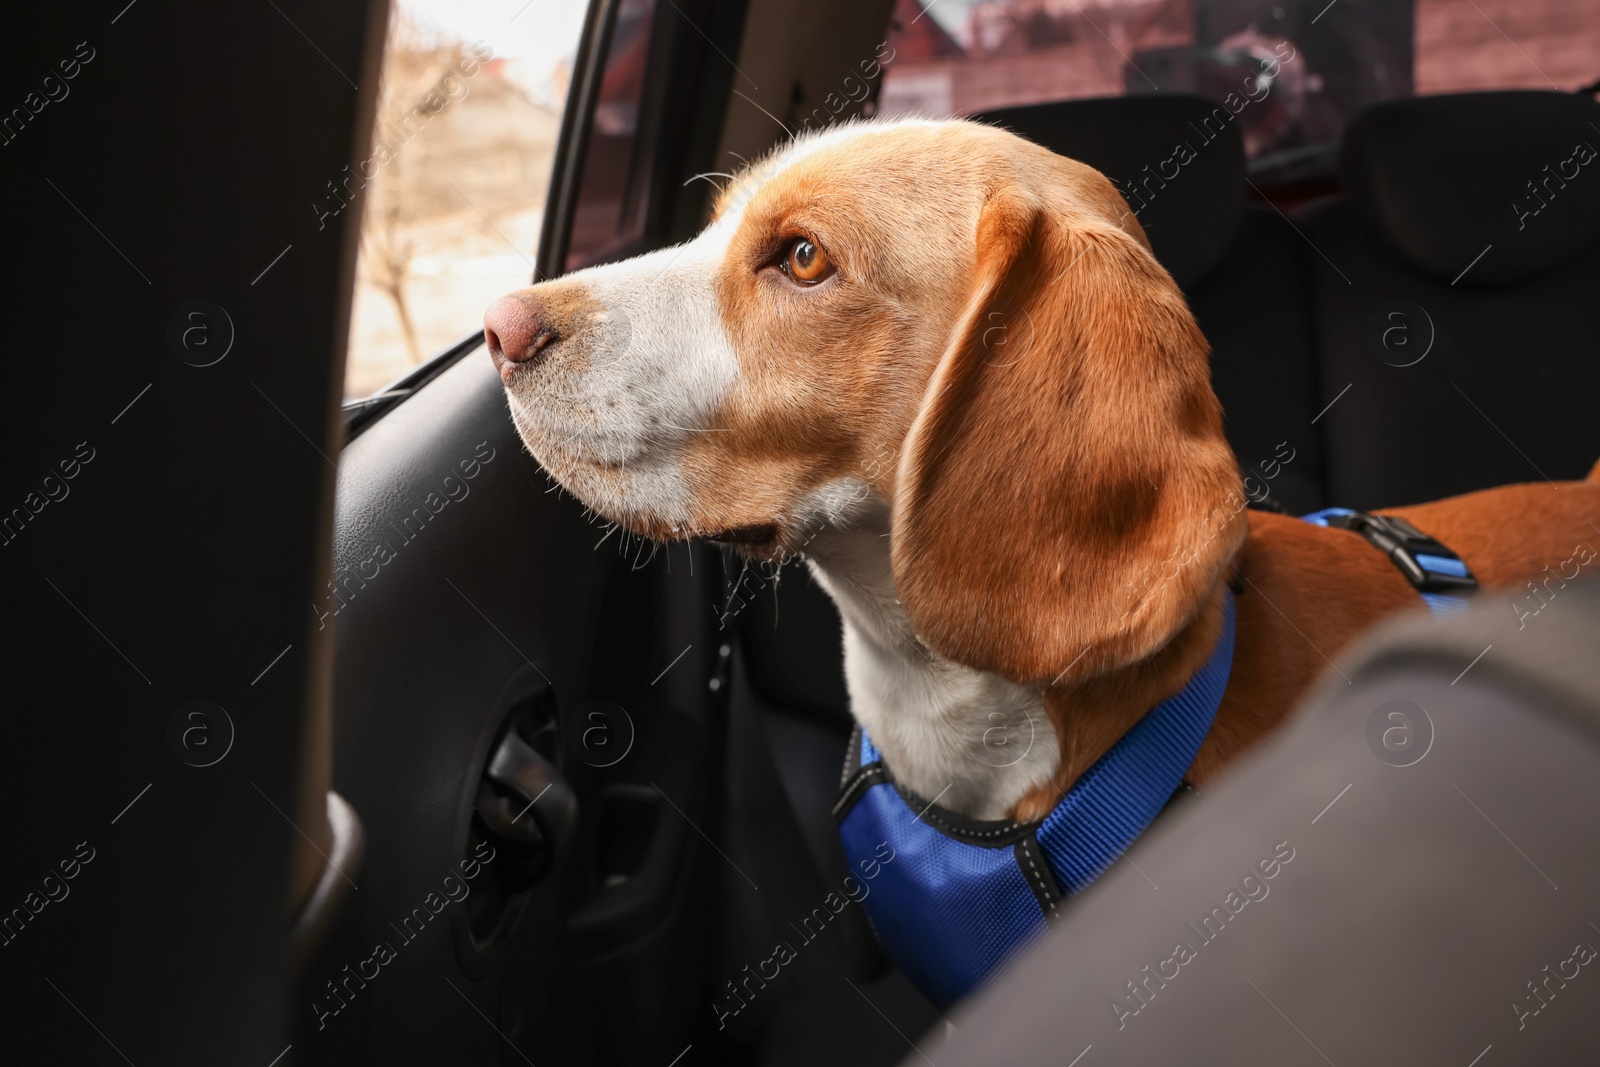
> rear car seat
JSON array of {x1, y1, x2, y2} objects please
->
[
  {"x1": 925, "y1": 579, "x2": 1600, "y2": 1064},
  {"x1": 1303, "y1": 90, "x2": 1600, "y2": 508}
]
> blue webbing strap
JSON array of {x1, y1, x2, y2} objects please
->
[{"x1": 1035, "y1": 589, "x2": 1235, "y2": 893}]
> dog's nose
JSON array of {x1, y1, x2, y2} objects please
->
[{"x1": 484, "y1": 294, "x2": 558, "y2": 373}]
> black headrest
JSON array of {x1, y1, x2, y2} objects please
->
[
  {"x1": 1341, "y1": 91, "x2": 1600, "y2": 286},
  {"x1": 975, "y1": 94, "x2": 1246, "y2": 289}
]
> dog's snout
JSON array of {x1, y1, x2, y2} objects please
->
[{"x1": 484, "y1": 294, "x2": 558, "y2": 376}]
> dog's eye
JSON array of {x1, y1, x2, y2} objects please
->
[{"x1": 782, "y1": 238, "x2": 833, "y2": 284}]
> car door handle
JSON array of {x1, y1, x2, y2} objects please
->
[{"x1": 475, "y1": 728, "x2": 579, "y2": 863}]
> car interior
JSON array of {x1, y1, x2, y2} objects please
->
[{"x1": 6, "y1": 0, "x2": 1598, "y2": 1062}]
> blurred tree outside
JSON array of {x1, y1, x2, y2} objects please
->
[{"x1": 347, "y1": 9, "x2": 562, "y2": 397}]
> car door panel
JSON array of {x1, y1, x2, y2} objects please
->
[{"x1": 307, "y1": 348, "x2": 723, "y2": 1064}]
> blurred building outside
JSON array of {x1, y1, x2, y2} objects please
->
[{"x1": 879, "y1": 0, "x2": 1600, "y2": 160}]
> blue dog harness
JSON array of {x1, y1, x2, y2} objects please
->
[
  {"x1": 836, "y1": 592, "x2": 1235, "y2": 1007},
  {"x1": 834, "y1": 510, "x2": 1477, "y2": 1007}
]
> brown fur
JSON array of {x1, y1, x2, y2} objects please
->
[{"x1": 892, "y1": 176, "x2": 1247, "y2": 688}]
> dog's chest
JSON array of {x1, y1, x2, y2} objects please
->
[
  {"x1": 839, "y1": 626, "x2": 1058, "y2": 819},
  {"x1": 802, "y1": 522, "x2": 1058, "y2": 821}
]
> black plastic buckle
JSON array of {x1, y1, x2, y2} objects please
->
[{"x1": 1323, "y1": 511, "x2": 1478, "y2": 595}]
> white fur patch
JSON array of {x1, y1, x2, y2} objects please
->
[
  {"x1": 503, "y1": 218, "x2": 745, "y2": 528},
  {"x1": 804, "y1": 493, "x2": 1058, "y2": 820}
]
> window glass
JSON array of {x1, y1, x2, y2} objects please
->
[
  {"x1": 565, "y1": 0, "x2": 659, "y2": 271},
  {"x1": 344, "y1": 0, "x2": 588, "y2": 399},
  {"x1": 879, "y1": 0, "x2": 1600, "y2": 180}
]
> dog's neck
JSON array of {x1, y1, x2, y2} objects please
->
[
  {"x1": 801, "y1": 496, "x2": 1060, "y2": 820},
  {"x1": 800, "y1": 492, "x2": 1231, "y2": 822}
]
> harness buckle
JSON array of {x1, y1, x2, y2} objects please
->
[{"x1": 1320, "y1": 509, "x2": 1479, "y2": 595}]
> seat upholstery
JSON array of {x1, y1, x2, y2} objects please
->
[
  {"x1": 926, "y1": 583, "x2": 1600, "y2": 1063},
  {"x1": 1304, "y1": 91, "x2": 1600, "y2": 508},
  {"x1": 974, "y1": 95, "x2": 1248, "y2": 290},
  {"x1": 1186, "y1": 206, "x2": 1325, "y2": 515}
]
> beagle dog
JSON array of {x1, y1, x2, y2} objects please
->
[{"x1": 483, "y1": 118, "x2": 1600, "y2": 824}]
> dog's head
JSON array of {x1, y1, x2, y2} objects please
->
[{"x1": 486, "y1": 119, "x2": 1245, "y2": 682}]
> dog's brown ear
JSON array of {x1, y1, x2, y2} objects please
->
[{"x1": 891, "y1": 184, "x2": 1246, "y2": 684}]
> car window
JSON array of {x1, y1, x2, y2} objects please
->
[
  {"x1": 343, "y1": 1, "x2": 588, "y2": 400},
  {"x1": 878, "y1": 0, "x2": 1600, "y2": 184},
  {"x1": 565, "y1": 0, "x2": 661, "y2": 271}
]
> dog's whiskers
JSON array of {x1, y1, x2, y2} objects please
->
[
  {"x1": 733, "y1": 89, "x2": 795, "y2": 141},
  {"x1": 684, "y1": 171, "x2": 735, "y2": 191}
]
